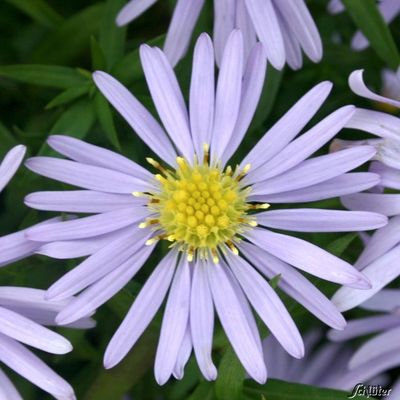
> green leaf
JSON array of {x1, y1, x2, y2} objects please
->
[
  {"x1": 112, "y1": 35, "x2": 165, "y2": 85},
  {"x1": 342, "y1": 0, "x2": 400, "y2": 69},
  {"x1": 36, "y1": 99, "x2": 95, "y2": 157},
  {"x1": 83, "y1": 328, "x2": 158, "y2": 400},
  {"x1": 215, "y1": 348, "x2": 245, "y2": 400},
  {"x1": 94, "y1": 91, "x2": 121, "y2": 151},
  {"x1": 326, "y1": 233, "x2": 358, "y2": 257},
  {"x1": 0, "y1": 65, "x2": 87, "y2": 89},
  {"x1": 0, "y1": 122, "x2": 19, "y2": 155},
  {"x1": 33, "y1": 4, "x2": 104, "y2": 64},
  {"x1": 269, "y1": 273, "x2": 282, "y2": 290},
  {"x1": 90, "y1": 36, "x2": 107, "y2": 71},
  {"x1": 188, "y1": 382, "x2": 214, "y2": 400},
  {"x1": 45, "y1": 84, "x2": 90, "y2": 109},
  {"x1": 245, "y1": 379, "x2": 369, "y2": 400},
  {"x1": 4, "y1": 0, "x2": 63, "y2": 28},
  {"x1": 99, "y1": 0, "x2": 127, "y2": 70}
]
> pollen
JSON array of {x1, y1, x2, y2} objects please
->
[{"x1": 140, "y1": 151, "x2": 265, "y2": 262}]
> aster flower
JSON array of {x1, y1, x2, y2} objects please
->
[
  {"x1": 263, "y1": 329, "x2": 392, "y2": 391},
  {"x1": 329, "y1": 289, "x2": 400, "y2": 396},
  {"x1": 328, "y1": 0, "x2": 400, "y2": 51},
  {"x1": 0, "y1": 145, "x2": 94, "y2": 399},
  {"x1": 116, "y1": 0, "x2": 322, "y2": 69},
  {"x1": 24, "y1": 32, "x2": 384, "y2": 384},
  {"x1": 331, "y1": 69, "x2": 400, "y2": 311}
]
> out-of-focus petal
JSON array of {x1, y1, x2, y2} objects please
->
[
  {"x1": 342, "y1": 192, "x2": 400, "y2": 217},
  {"x1": 116, "y1": 0, "x2": 158, "y2": 26},
  {"x1": 0, "y1": 145, "x2": 26, "y2": 193}
]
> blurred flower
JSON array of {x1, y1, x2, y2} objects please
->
[
  {"x1": 331, "y1": 69, "x2": 400, "y2": 311},
  {"x1": 328, "y1": 0, "x2": 400, "y2": 51},
  {"x1": 116, "y1": 0, "x2": 322, "y2": 69},
  {"x1": 263, "y1": 329, "x2": 392, "y2": 391},
  {"x1": 24, "y1": 32, "x2": 383, "y2": 384},
  {"x1": 329, "y1": 289, "x2": 400, "y2": 396},
  {"x1": 0, "y1": 146, "x2": 93, "y2": 399}
]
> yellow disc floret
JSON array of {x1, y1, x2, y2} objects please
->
[{"x1": 137, "y1": 148, "x2": 268, "y2": 263}]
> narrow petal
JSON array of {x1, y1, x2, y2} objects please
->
[
  {"x1": 0, "y1": 307, "x2": 72, "y2": 354},
  {"x1": 213, "y1": 0, "x2": 236, "y2": 65},
  {"x1": 163, "y1": 0, "x2": 204, "y2": 66},
  {"x1": 0, "y1": 334, "x2": 76, "y2": 400},
  {"x1": 173, "y1": 325, "x2": 192, "y2": 380},
  {"x1": 190, "y1": 259, "x2": 217, "y2": 381},
  {"x1": 246, "y1": 228, "x2": 371, "y2": 289},
  {"x1": 342, "y1": 192, "x2": 400, "y2": 217},
  {"x1": 25, "y1": 190, "x2": 142, "y2": 213},
  {"x1": 245, "y1": 0, "x2": 285, "y2": 69},
  {"x1": 370, "y1": 161, "x2": 400, "y2": 189},
  {"x1": 354, "y1": 215, "x2": 400, "y2": 270},
  {"x1": 189, "y1": 33, "x2": 215, "y2": 157},
  {"x1": 140, "y1": 45, "x2": 194, "y2": 160},
  {"x1": 328, "y1": 314, "x2": 400, "y2": 342},
  {"x1": 235, "y1": 0, "x2": 257, "y2": 62},
  {"x1": 241, "y1": 81, "x2": 333, "y2": 170},
  {"x1": 257, "y1": 209, "x2": 387, "y2": 232},
  {"x1": 26, "y1": 207, "x2": 148, "y2": 241},
  {"x1": 104, "y1": 250, "x2": 178, "y2": 369},
  {"x1": 207, "y1": 261, "x2": 267, "y2": 383},
  {"x1": 274, "y1": 0, "x2": 322, "y2": 62},
  {"x1": 345, "y1": 108, "x2": 400, "y2": 140},
  {"x1": 56, "y1": 244, "x2": 155, "y2": 325},
  {"x1": 349, "y1": 327, "x2": 400, "y2": 369},
  {"x1": 46, "y1": 228, "x2": 150, "y2": 300},
  {"x1": 226, "y1": 251, "x2": 304, "y2": 358},
  {"x1": 349, "y1": 69, "x2": 400, "y2": 108},
  {"x1": 240, "y1": 242, "x2": 346, "y2": 330},
  {"x1": 249, "y1": 173, "x2": 379, "y2": 204},
  {"x1": 0, "y1": 145, "x2": 26, "y2": 192},
  {"x1": 116, "y1": 0, "x2": 158, "y2": 26},
  {"x1": 0, "y1": 367, "x2": 22, "y2": 400},
  {"x1": 245, "y1": 105, "x2": 356, "y2": 184},
  {"x1": 222, "y1": 43, "x2": 267, "y2": 164},
  {"x1": 155, "y1": 257, "x2": 191, "y2": 385},
  {"x1": 211, "y1": 30, "x2": 243, "y2": 161},
  {"x1": 332, "y1": 243, "x2": 400, "y2": 311},
  {"x1": 25, "y1": 157, "x2": 152, "y2": 194},
  {"x1": 93, "y1": 71, "x2": 176, "y2": 166},
  {"x1": 250, "y1": 146, "x2": 376, "y2": 196},
  {"x1": 48, "y1": 135, "x2": 151, "y2": 180},
  {"x1": 362, "y1": 289, "x2": 400, "y2": 312},
  {"x1": 0, "y1": 229, "x2": 40, "y2": 267},
  {"x1": 36, "y1": 226, "x2": 135, "y2": 259}
]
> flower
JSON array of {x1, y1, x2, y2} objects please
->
[
  {"x1": 263, "y1": 329, "x2": 393, "y2": 391},
  {"x1": 328, "y1": 0, "x2": 400, "y2": 51},
  {"x1": 24, "y1": 32, "x2": 384, "y2": 384},
  {"x1": 0, "y1": 287, "x2": 95, "y2": 400},
  {"x1": 116, "y1": 0, "x2": 322, "y2": 69},
  {"x1": 0, "y1": 145, "x2": 94, "y2": 399},
  {"x1": 331, "y1": 69, "x2": 400, "y2": 311},
  {"x1": 329, "y1": 289, "x2": 400, "y2": 396}
]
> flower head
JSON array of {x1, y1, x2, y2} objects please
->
[
  {"x1": 331, "y1": 69, "x2": 400, "y2": 311},
  {"x1": 0, "y1": 146, "x2": 93, "y2": 399},
  {"x1": 116, "y1": 0, "x2": 322, "y2": 69},
  {"x1": 329, "y1": 289, "x2": 400, "y2": 396},
  {"x1": 24, "y1": 32, "x2": 384, "y2": 384}
]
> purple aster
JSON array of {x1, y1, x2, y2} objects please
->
[
  {"x1": 0, "y1": 145, "x2": 95, "y2": 399},
  {"x1": 331, "y1": 69, "x2": 400, "y2": 311},
  {"x1": 24, "y1": 32, "x2": 384, "y2": 384},
  {"x1": 328, "y1": 0, "x2": 400, "y2": 51},
  {"x1": 116, "y1": 0, "x2": 322, "y2": 69},
  {"x1": 328, "y1": 289, "x2": 400, "y2": 396},
  {"x1": 263, "y1": 329, "x2": 392, "y2": 391}
]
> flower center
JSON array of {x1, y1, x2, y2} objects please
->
[{"x1": 137, "y1": 146, "x2": 269, "y2": 263}]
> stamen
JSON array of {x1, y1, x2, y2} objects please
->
[
  {"x1": 211, "y1": 249, "x2": 219, "y2": 264},
  {"x1": 248, "y1": 203, "x2": 270, "y2": 210},
  {"x1": 235, "y1": 163, "x2": 251, "y2": 181},
  {"x1": 227, "y1": 241, "x2": 239, "y2": 255},
  {"x1": 146, "y1": 157, "x2": 168, "y2": 175},
  {"x1": 203, "y1": 143, "x2": 210, "y2": 165}
]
